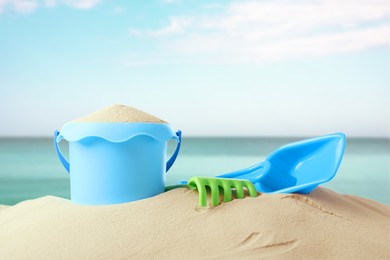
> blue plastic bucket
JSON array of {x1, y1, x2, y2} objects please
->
[{"x1": 54, "y1": 123, "x2": 181, "y2": 205}]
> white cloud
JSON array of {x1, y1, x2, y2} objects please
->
[
  {"x1": 44, "y1": 0, "x2": 56, "y2": 7},
  {"x1": 129, "y1": 17, "x2": 192, "y2": 37},
  {"x1": 62, "y1": 0, "x2": 100, "y2": 9},
  {"x1": 0, "y1": 0, "x2": 100, "y2": 13},
  {"x1": 148, "y1": 17, "x2": 192, "y2": 36},
  {"x1": 161, "y1": 0, "x2": 177, "y2": 4},
  {"x1": 129, "y1": 0, "x2": 390, "y2": 63},
  {"x1": 0, "y1": 0, "x2": 37, "y2": 13}
]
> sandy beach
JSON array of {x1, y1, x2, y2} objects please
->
[{"x1": 1, "y1": 187, "x2": 389, "y2": 259}]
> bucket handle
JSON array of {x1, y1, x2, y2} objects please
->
[
  {"x1": 166, "y1": 130, "x2": 182, "y2": 172},
  {"x1": 54, "y1": 130, "x2": 70, "y2": 173}
]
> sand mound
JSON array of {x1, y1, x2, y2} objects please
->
[
  {"x1": 1, "y1": 187, "x2": 389, "y2": 259},
  {"x1": 0, "y1": 205, "x2": 9, "y2": 211},
  {"x1": 71, "y1": 104, "x2": 166, "y2": 123}
]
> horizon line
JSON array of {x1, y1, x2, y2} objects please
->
[{"x1": 0, "y1": 135, "x2": 389, "y2": 140}]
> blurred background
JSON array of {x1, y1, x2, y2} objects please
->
[{"x1": 0, "y1": 0, "x2": 389, "y2": 205}]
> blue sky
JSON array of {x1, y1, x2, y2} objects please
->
[{"x1": 0, "y1": 0, "x2": 389, "y2": 137}]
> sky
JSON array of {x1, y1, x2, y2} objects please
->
[{"x1": 0, "y1": 0, "x2": 389, "y2": 137}]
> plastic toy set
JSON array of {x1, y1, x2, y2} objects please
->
[{"x1": 54, "y1": 110, "x2": 345, "y2": 207}]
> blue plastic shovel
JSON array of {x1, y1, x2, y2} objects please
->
[{"x1": 217, "y1": 133, "x2": 346, "y2": 194}]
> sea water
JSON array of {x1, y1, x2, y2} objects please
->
[{"x1": 0, "y1": 137, "x2": 389, "y2": 206}]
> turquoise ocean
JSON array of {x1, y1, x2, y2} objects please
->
[{"x1": 0, "y1": 137, "x2": 389, "y2": 206}]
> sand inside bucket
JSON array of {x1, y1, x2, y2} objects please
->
[{"x1": 71, "y1": 104, "x2": 167, "y2": 123}]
